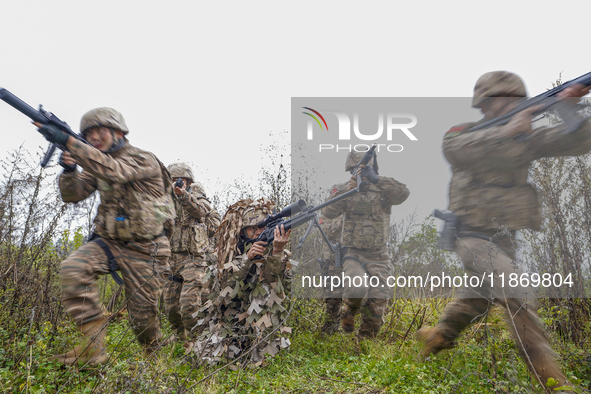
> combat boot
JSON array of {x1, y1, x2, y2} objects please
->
[
  {"x1": 342, "y1": 306, "x2": 357, "y2": 333},
  {"x1": 416, "y1": 326, "x2": 456, "y2": 358},
  {"x1": 528, "y1": 350, "x2": 571, "y2": 393},
  {"x1": 321, "y1": 299, "x2": 342, "y2": 335},
  {"x1": 538, "y1": 366, "x2": 570, "y2": 393},
  {"x1": 358, "y1": 300, "x2": 385, "y2": 340},
  {"x1": 358, "y1": 323, "x2": 379, "y2": 340},
  {"x1": 50, "y1": 315, "x2": 109, "y2": 367}
]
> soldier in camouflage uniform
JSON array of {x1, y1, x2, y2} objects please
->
[
  {"x1": 322, "y1": 156, "x2": 409, "y2": 339},
  {"x1": 189, "y1": 198, "x2": 292, "y2": 365},
  {"x1": 163, "y1": 162, "x2": 221, "y2": 341},
  {"x1": 318, "y1": 184, "x2": 346, "y2": 334},
  {"x1": 417, "y1": 71, "x2": 591, "y2": 391},
  {"x1": 35, "y1": 108, "x2": 175, "y2": 366}
]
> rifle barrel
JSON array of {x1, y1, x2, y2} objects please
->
[
  {"x1": 468, "y1": 71, "x2": 591, "y2": 133},
  {"x1": 0, "y1": 88, "x2": 48, "y2": 123}
]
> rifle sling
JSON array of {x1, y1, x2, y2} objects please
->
[{"x1": 91, "y1": 237, "x2": 124, "y2": 286}]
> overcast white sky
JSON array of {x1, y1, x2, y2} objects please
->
[{"x1": 1, "y1": 0, "x2": 590, "y2": 222}]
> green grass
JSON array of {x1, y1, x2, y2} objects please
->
[{"x1": 0, "y1": 298, "x2": 589, "y2": 393}]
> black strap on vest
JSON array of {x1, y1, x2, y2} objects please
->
[
  {"x1": 168, "y1": 274, "x2": 184, "y2": 284},
  {"x1": 91, "y1": 237, "x2": 124, "y2": 286}
]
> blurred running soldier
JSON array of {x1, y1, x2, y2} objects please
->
[{"x1": 418, "y1": 71, "x2": 591, "y2": 390}]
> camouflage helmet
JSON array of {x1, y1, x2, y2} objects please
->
[
  {"x1": 345, "y1": 151, "x2": 375, "y2": 172},
  {"x1": 241, "y1": 207, "x2": 267, "y2": 229},
  {"x1": 80, "y1": 107, "x2": 129, "y2": 135},
  {"x1": 167, "y1": 162, "x2": 194, "y2": 182},
  {"x1": 472, "y1": 71, "x2": 527, "y2": 108},
  {"x1": 215, "y1": 198, "x2": 275, "y2": 270}
]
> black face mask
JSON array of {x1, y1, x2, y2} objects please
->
[{"x1": 105, "y1": 131, "x2": 125, "y2": 153}]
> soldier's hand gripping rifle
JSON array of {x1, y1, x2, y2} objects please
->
[
  {"x1": 352, "y1": 144, "x2": 379, "y2": 190},
  {"x1": 250, "y1": 144, "x2": 379, "y2": 266},
  {"x1": 0, "y1": 88, "x2": 88, "y2": 168},
  {"x1": 249, "y1": 199, "x2": 347, "y2": 266},
  {"x1": 468, "y1": 71, "x2": 591, "y2": 134}
]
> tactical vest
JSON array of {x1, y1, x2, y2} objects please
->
[
  {"x1": 446, "y1": 123, "x2": 542, "y2": 231},
  {"x1": 94, "y1": 146, "x2": 176, "y2": 242},
  {"x1": 340, "y1": 183, "x2": 390, "y2": 249},
  {"x1": 170, "y1": 195, "x2": 210, "y2": 255}
]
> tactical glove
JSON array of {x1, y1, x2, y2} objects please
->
[
  {"x1": 359, "y1": 165, "x2": 379, "y2": 184},
  {"x1": 58, "y1": 152, "x2": 77, "y2": 172},
  {"x1": 38, "y1": 124, "x2": 70, "y2": 146}
]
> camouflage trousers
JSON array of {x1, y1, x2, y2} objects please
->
[
  {"x1": 163, "y1": 252, "x2": 208, "y2": 335},
  {"x1": 60, "y1": 236, "x2": 170, "y2": 347},
  {"x1": 436, "y1": 236, "x2": 567, "y2": 384},
  {"x1": 319, "y1": 253, "x2": 343, "y2": 333},
  {"x1": 341, "y1": 248, "x2": 392, "y2": 338}
]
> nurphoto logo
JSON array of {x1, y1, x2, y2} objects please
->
[{"x1": 302, "y1": 107, "x2": 418, "y2": 153}]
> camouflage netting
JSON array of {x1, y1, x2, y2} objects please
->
[{"x1": 188, "y1": 198, "x2": 292, "y2": 365}]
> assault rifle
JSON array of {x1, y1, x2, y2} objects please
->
[
  {"x1": 247, "y1": 144, "x2": 379, "y2": 266},
  {"x1": 468, "y1": 71, "x2": 591, "y2": 133},
  {"x1": 0, "y1": 88, "x2": 88, "y2": 167}
]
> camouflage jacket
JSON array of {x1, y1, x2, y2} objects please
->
[
  {"x1": 59, "y1": 140, "x2": 175, "y2": 245},
  {"x1": 443, "y1": 118, "x2": 591, "y2": 232},
  {"x1": 318, "y1": 183, "x2": 347, "y2": 260},
  {"x1": 171, "y1": 187, "x2": 221, "y2": 256},
  {"x1": 190, "y1": 248, "x2": 292, "y2": 365},
  {"x1": 321, "y1": 176, "x2": 410, "y2": 251}
]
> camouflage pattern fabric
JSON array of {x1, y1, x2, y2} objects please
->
[
  {"x1": 444, "y1": 117, "x2": 591, "y2": 232},
  {"x1": 436, "y1": 105, "x2": 591, "y2": 387},
  {"x1": 318, "y1": 238, "x2": 343, "y2": 333},
  {"x1": 58, "y1": 140, "x2": 173, "y2": 348},
  {"x1": 60, "y1": 236, "x2": 169, "y2": 347},
  {"x1": 322, "y1": 176, "x2": 409, "y2": 250},
  {"x1": 169, "y1": 186, "x2": 214, "y2": 255},
  {"x1": 340, "y1": 248, "x2": 392, "y2": 338},
  {"x1": 80, "y1": 107, "x2": 129, "y2": 134},
  {"x1": 163, "y1": 253, "x2": 209, "y2": 335},
  {"x1": 167, "y1": 162, "x2": 194, "y2": 182},
  {"x1": 436, "y1": 235, "x2": 568, "y2": 386},
  {"x1": 190, "y1": 250, "x2": 292, "y2": 365},
  {"x1": 321, "y1": 175, "x2": 409, "y2": 336},
  {"x1": 60, "y1": 140, "x2": 176, "y2": 242},
  {"x1": 471, "y1": 71, "x2": 527, "y2": 107},
  {"x1": 199, "y1": 206, "x2": 221, "y2": 258},
  {"x1": 164, "y1": 184, "x2": 221, "y2": 335},
  {"x1": 318, "y1": 186, "x2": 346, "y2": 333}
]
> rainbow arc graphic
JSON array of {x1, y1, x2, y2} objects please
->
[{"x1": 302, "y1": 107, "x2": 329, "y2": 131}]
